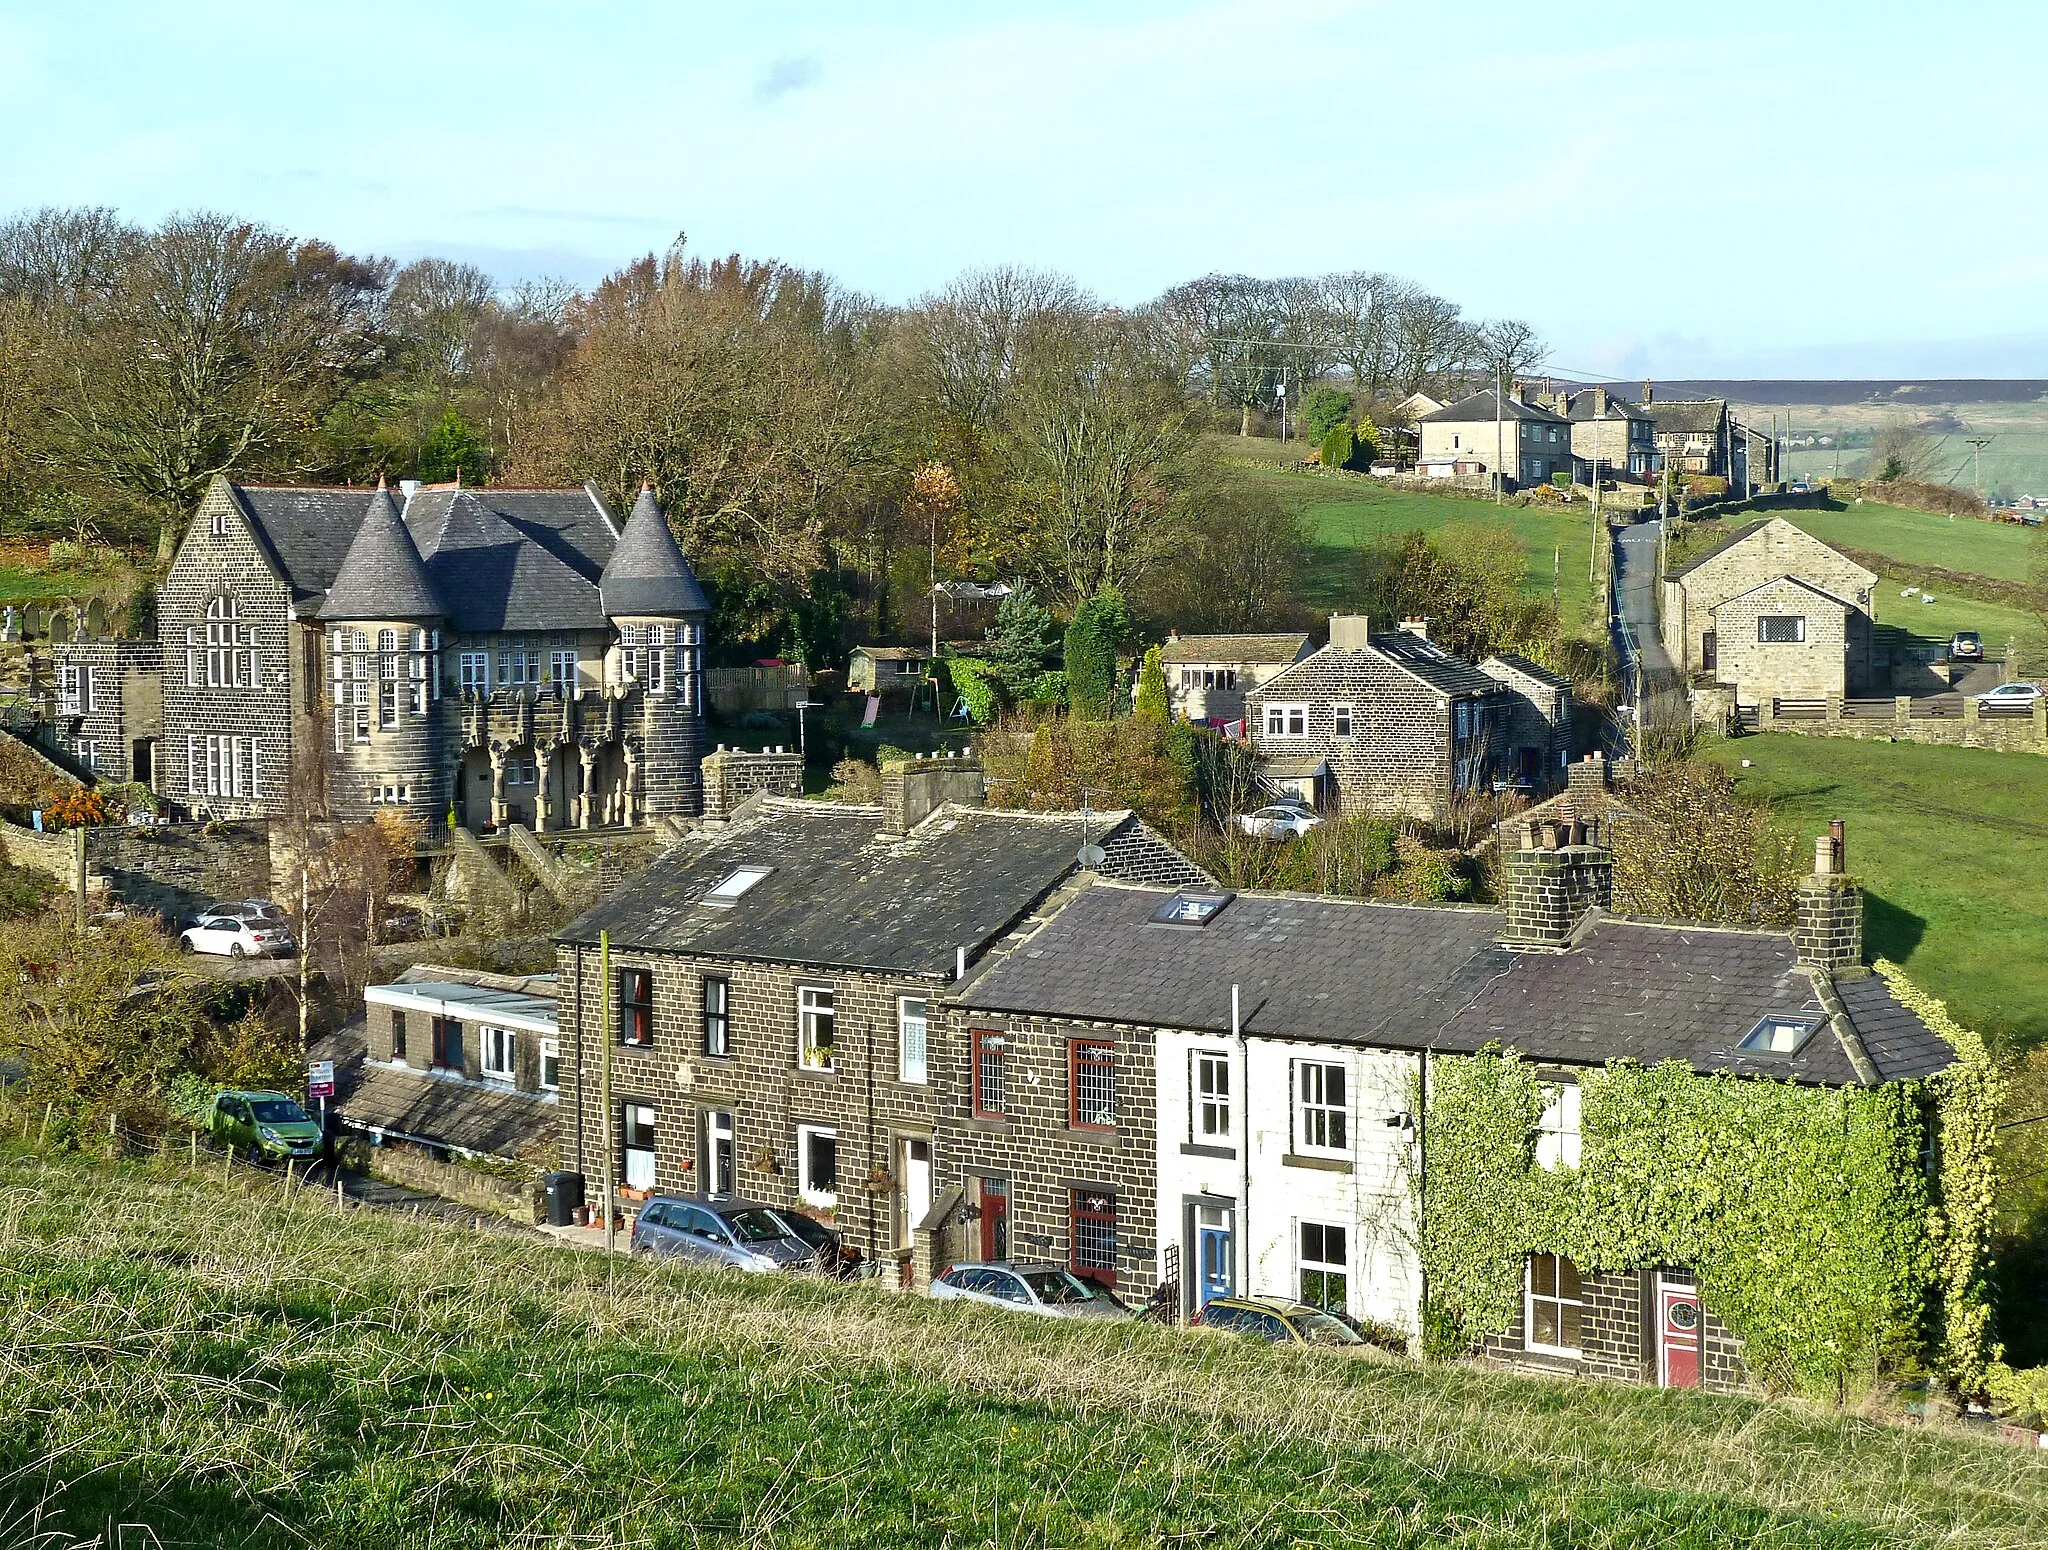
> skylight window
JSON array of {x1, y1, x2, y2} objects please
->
[
  {"x1": 1738, "y1": 1016, "x2": 1821, "y2": 1058},
  {"x1": 701, "y1": 866, "x2": 772, "y2": 907},
  {"x1": 1147, "y1": 891, "x2": 1233, "y2": 929}
]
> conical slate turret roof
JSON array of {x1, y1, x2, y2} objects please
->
[
  {"x1": 317, "y1": 479, "x2": 447, "y2": 620},
  {"x1": 600, "y1": 485, "x2": 710, "y2": 618}
]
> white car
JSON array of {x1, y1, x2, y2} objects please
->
[
  {"x1": 930, "y1": 1261, "x2": 1129, "y2": 1320},
  {"x1": 1234, "y1": 804, "x2": 1324, "y2": 840},
  {"x1": 1976, "y1": 682, "x2": 2042, "y2": 710},
  {"x1": 180, "y1": 911, "x2": 296, "y2": 958}
]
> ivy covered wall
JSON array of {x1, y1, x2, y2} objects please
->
[{"x1": 1417, "y1": 962, "x2": 2000, "y2": 1398}]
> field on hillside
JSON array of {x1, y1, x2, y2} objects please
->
[
  {"x1": 6, "y1": 1146, "x2": 2048, "y2": 1548},
  {"x1": 1220, "y1": 437, "x2": 1605, "y2": 633},
  {"x1": 1711, "y1": 734, "x2": 2048, "y2": 1049},
  {"x1": 1780, "y1": 500, "x2": 2038, "y2": 584},
  {"x1": 1744, "y1": 396, "x2": 2048, "y2": 496}
]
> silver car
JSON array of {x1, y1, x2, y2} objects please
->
[
  {"x1": 930, "y1": 1261, "x2": 1130, "y2": 1319},
  {"x1": 629, "y1": 1196, "x2": 818, "y2": 1273}
]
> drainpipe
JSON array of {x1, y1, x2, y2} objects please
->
[{"x1": 1234, "y1": 982, "x2": 1251, "y2": 1299}]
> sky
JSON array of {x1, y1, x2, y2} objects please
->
[{"x1": 2, "y1": 0, "x2": 2044, "y2": 380}]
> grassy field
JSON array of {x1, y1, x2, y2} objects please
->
[
  {"x1": 1710, "y1": 734, "x2": 2048, "y2": 1050},
  {"x1": 1220, "y1": 438, "x2": 1605, "y2": 635},
  {"x1": 1780, "y1": 500, "x2": 2038, "y2": 584},
  {"x1": 6, "y1": 1146, "x2": 2048, "y2": 1548},
  {"x1": 1763, "y1": 397, "x2": 2048, "y2": 497}
]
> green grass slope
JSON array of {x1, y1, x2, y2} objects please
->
[
  {"x1": 1783, "y1": 501, "x2": 2036, "y2": 584},
  {"x1": 1713, "y1": 735, "x2": 2048, "y2": 1049},
  {"x1": 6, "y1": 1148, "x2": 2048, "y2": 1547}
]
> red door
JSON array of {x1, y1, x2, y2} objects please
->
[
  {"x1": 977, "y1": 1176, "x2": 1009, "y2": 1262},
  {"x1": 1659, "y1": 1281, "x2": 1702, "y2": 1388}
]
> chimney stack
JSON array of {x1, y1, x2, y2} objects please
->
[
  {"x1": 1642, "y1": 377, "x2": 1654, "y2": 406},
  {"x1": 1497, "y1": 808, "x2": 1613, "y2": 951},
  {"x1": 1795, "y1": 821, "x2": 1864, "y2": 976},
  {"x1": 1592, "y1": 386, "x2": 1609, "y2": 415},
  {"x1": 1565, "y1": 751, "x2": 1608, "y2": 809},
  {"x1": 881, "y1": 751, "x2": 986, "y2": 837},
  {"x1": 1398, "y1": 617, "x2": 1431, "y2": 640},
  {"x1": 1329, "y1": 614, "x2": 1372, "y2": 651}
]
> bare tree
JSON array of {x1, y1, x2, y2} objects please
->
[
  {"x1": 1389, "y1": 289, "x2": 1469, "y2": 397},
  {"x1": 1473, "y1": 317, "x2": 1546, "y2": 386},
  {"x1": 0, "y1": 205, "x2": 137, "y2": 315},
  {"x1": 899, "y1": 265, "x2": 1092, "y2": 443},
  {"x1": 1315, "y1": 270, "x2": 1404, "y2": 400},
  {"x1": 1863, "y1": 419, "x2": 1944, "y2": 482}
]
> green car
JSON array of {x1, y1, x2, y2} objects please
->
[{"x1": 210, "y1": 1089, "x2": 322, "y2": 1162}]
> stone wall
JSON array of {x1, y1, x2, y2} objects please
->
[
  {"x1": 1750, "y1": 703, "x2": 2048, "y2": 752},
  {"x1": 361, "y1": 1139, "x2": 539, "y2": 1222},
  {"x1": 1715, "y1": 578, "x2": 1853, "y2": 703},
  {"x1": 1482, "y1": 1265, "x2": 1746, "y2": 1394},
  {"x1": 86, "y1": 820, "x2": 271, "y2": 922},
  {"x1": 701, "y1": 746, "x2": 804, "y2": 822}
]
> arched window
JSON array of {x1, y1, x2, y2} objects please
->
[{"x1": 192, "y1": 595, "x2": 256, "y2": 688}]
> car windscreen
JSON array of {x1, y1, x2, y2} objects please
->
[
  {"x1": 1020, "y1": 1269, "x2": 1095, "y2": 1305},
  {"x1": 723, "y1": 1208, "x2": 792, "y2": 1244},
  {"x1": 249, "y1": 1100, "x2": 310, "y2": 1124},
  {"x1": 1295, "y1": 1312, "x2": 1365, "y2": 1346},
  {"x1": 776, "y1": 1213, "x2": 831, "y2": 1248}
]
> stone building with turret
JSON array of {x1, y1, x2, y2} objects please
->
[{"x1": 65, "y1": 474, "x2": 710, "y2": 831}]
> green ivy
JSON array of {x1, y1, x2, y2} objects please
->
[
  {"x1": 1419, "y1": 969, "x2": 2000, "y2": 1399},
  {"x1": 942, "y1": 656, "x2": 1001, "y2": 725}
]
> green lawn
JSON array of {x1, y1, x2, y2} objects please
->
[
  {"x1": 1710, "y1": 734, "x2": 2048, "y2": 1049},
  {"x1": 1783, "y1": 500, "x2": 2038, "y2": 584},
  {"x1": 7, "y1": 1146, "x2": 2048, "y2": 1549},
  {"x1": 1225, "y1": 440, "x2": 1605, "y2": 636},
  {"x1": 1869, "y1": 571, "x2": 2043, "y2": 657}
]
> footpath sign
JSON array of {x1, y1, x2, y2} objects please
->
[{"x1": 307, "y1": 1060, "x2": 335, "y2": 1099}]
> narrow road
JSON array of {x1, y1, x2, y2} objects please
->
[{"x1": 1612, "y1": 520, "x2": 1682, "y2": 751}]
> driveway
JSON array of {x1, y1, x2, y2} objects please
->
[{"x1": 1612, "y1": 521, "x2": 1681, "y2": 745}]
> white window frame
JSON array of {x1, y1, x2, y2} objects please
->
[
  {"x1": 459, "y1": 651, "x2": 490, "y2": 692},
  {"x1": 539, "y1": 1038, "x2": 560, "y2": 1092},
  {"x1": 1758, "y1": 615, "x2": 1807, "y2": 644},
  {"x1": 622, "y1": 1103, "x2": 658, "y2": 1193},
  {"x1": 481, "y1": 1025, "x2": 516, "y2": 1082},
  {"x1": 1193, "y1": 1050, "x2": 1231, "y2": 1141},
  {"x1": 1536, "y1": 1079, "x2": 1581, "y2": 1170},
  {"x1": 1298, "y1": 1220, "x2": 1349, "y2": 1313},
  {"x1": 1294, "y1": 1059, "x2": 1348, "y2": 1157},
  {"x1": 1264, "y1": 703, "x2": 1307, "y2": 737},
  {"x1": 549, "y1": 648, "x2": 578, "y2": 694},
  {"x1": 797, "y1": 1122, "x2": 838, "y2": 1209},
  {"x1": 897, "y1": 995, "x2": 928, "y2": 1085},
  {"x1": 797, "y1": 985, "x2": 835, "y2": 1072},
  {"x1": 210, "y1": 509, "x2": 229, "y2": 536},
  {"x1": 1524, "y1": 1252, "x2": 1585, "y2": 1356},
  {"x1": 1331, "y1": 703, "x2": 1353, "y2": 738},
  {"x1": 57, "y1": 662, "x2": 81, "y2": 717},
  {"x1": 649, "y1": 624, "x2": 668, "y2": 694}
]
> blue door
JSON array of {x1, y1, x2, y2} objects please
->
[{"x1": 1196, "y1": 1203, "x2": 1234, "y2": 1307}]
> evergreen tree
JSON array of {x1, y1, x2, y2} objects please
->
[
  {"x1": 1133, "y1": 643, "x2": 1169, "y2": 724},
  {"x1": 1064, "y1": 588, "x2": 1130, "y2": 719},
  {"x1": 984, "y1": 584, "x2": 1059, "y2": 697}
]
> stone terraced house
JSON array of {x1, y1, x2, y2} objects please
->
[
  {"x1": 57, "y1": 475, "x2": 710, "y2": 831},
  {"x1": 1161, "y1": 630, "x2": 1311, "y2": 727},
  {"x1": 551, "y1": 754, "x2": 1210, "y2": 1282},
  {"x1": 1242, "y1": 615, "x2": 1572, "y2": 818},
  {"x1": 948, "y1": 813, "x2": 1957, "y2": 1392}
]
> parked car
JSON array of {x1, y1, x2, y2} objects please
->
[
  {"x1": 209, "y1": 1089, "x2": 321, "y2": 1161},
  {"x1": 629, "y1": 1195, "x2": 819, "y2": 1273},
  {"x1": 1233, "y1": 805, "x2": 1324, "y2": 841},
  {"x1": 930, "y1": 1261, "x2": 1131, "y2": 1319},
  {"x1": 1192, "y1": 1295, "x2": 1366, "y2": 1347},
  {"x1": 180, "y1": 910, "x2": 296, "y2": 958},
  {"x1": 1789, "y1": 480, "x2": 1812, "y2": 495},
  {"x1": 1976, "y1": 681, "x2": 2043, "y2": 710},
  {"x1": 1949, "y1": 632, "x2": 1984, "y2": 662}
]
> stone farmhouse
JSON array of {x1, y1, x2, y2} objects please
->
[
  {"x1": 1242, "y1": 615, "x2": 1573, "y2": 817},
  {"x1": 1644, "y1": 395, "x2": 1733, "y2": 478},
  {"x1": 1416, "y1": 388, "x2": 1572, "y2": 489},
  {"x1": 1661, "y1": 517, "x2": 1879, "y2": 705},
  {"x1": 54, "y1": 476, "x2": 711, "y2": 831},
  {"x1": 551, "y1": 755, "x2": 1209, "y2": 1280},
  {"x1": 1161, "y1": 630, "x2": 1311, "y2": 727}
]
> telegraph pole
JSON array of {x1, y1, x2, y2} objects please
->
[
  {"x1": 1966, "y1": 436, "x2": 1993, "y2": 496},
  {"x1": 1494, "y1": 363, "x2": 1504, "y2": 505}
]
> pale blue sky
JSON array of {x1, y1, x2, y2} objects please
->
[{"x1": 3, "y1": 0, "x2": 2043, "y2": 377}]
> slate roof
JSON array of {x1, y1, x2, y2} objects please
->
[
  {"x1": 855, "y1": 646, "x2": 930, "y2": 661},
  {"x1": 599, "y1": 487, "x2": 710, "y2": 618},
  {"x1": 405, "y1": 486, "x2": 622, "y2": 633},
  {"x1": 1482, "y1": 652, "x2": 1573, "y2": 690},
  {"x1": 1559, "y1": 392, "x2": 1650, "y2": 423},
  {"x1": 318, "y1": 483, "x2": 447, "y2": 621},
  {"x1": 955, "y1": 883, "x2": 1953, "y2": 1088},
  {"x1": 1419, "y1": 389, "x2": 1567, "y2": 425},
  {"x1": 557, "y1": 799, "x2": 1135, "y2": 976},
  {"x1": 1364, "y1": 631, "x2": 1504, "y2": 697},
  {"x1": 1162, "y1": 633, "x2": 1310, "y2": 666},
  {"x1": 225, "y1": 479, "x2": 631, "y2": 629},
  {"x1": 228, "y1": 485, "x2": 372, "y2": 605},
  {"x1": 1648, "y1": 400, "x2": 1728, "y2": 436}
]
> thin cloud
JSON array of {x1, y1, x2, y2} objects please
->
[{"x1": 754, "y1": 54, "x2": 821, "y2": 104}]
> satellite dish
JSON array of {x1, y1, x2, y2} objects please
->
[{"x1": 1077, "y1": 843, "x2": 1107, "y2": 868}]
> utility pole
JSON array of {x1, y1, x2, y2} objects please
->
[
  {"x1": 298, "y1": 866, "x2": 310, "y2": 1059},
  {"x1": 1967, "y1": 436, "x2": 1993, "y2": 496}
]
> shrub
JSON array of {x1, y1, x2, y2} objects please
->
[
  {"x1": 1063, "y1": 591, "x2": 1129, "y2": 719},
  {"x1": 1132, "y1": 645, "x2": 1169, "y2": 725},
  {"x1": 1319, "y1": 424, "x2": 1356, "y2": 473},
  {"x1": 1024, "y1": 670, "x2": 1067, "y2": 707},
  {"x1": 1352, "y1": 414, "x2": 1381, "y2": 464},
  {"x1": 1303, "y1": 386, "x2": 1353, "y2": 441},
  {"x1": 943, "y1": 656, "x2": 1001, "y2": 724}
]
